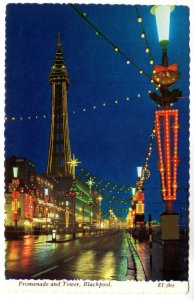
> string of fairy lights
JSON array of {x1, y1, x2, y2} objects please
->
[
  {"x1": 69, "y1": 4, "x2": 154, "y2": 82},
  {"x1": 4, "y1": 92, "x2": 147, "y2": 122},
  {"x1": 5, "y1": 97, "x2": 186, "y2": 122},
  {"x1": 135, "y1": 5, "x2": 155, "y2": 65},
  {"x1": 69, "y1": 4, "x2": 188, "y2": 99}
]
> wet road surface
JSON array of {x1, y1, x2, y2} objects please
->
[
  {"x1": 6, "y1": 229, "x2": 186, "y2": 281},
  {"x1": 5, "y1": 230, "x2": 134, "y2": 281}
]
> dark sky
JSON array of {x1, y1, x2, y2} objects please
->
[{"x1": 5, "y1": 4, "x2": 190, "y2": 220}]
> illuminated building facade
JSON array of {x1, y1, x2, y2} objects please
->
[
  {"x1": 4, "y1": 156, "x2": 58, "y2": 236},
  {"x1": 5, "y1": 155, "x2": 101, "y2": 237}
]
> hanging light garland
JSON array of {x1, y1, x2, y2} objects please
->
[
  {"x1": 5, "y1": 93, "x2": 187, "y2": 122},
  {"x1": 135, "y1": 5, "x2": 155, "y2": 65},
  {"x1": 106, "y1": 204, "x2": 129, "y2": 215},
  {"x1": 69, "y1": 4, "x2": 152, "y2": 81},
  {"x1": 69, "y1": 4, "x2": 189, "y2": 96},
  {"x1": 69, "y1": 4, "x2": 188, "y2": 100},
  {"x1": 4, "y1": 92, "x2": 151, "y2": 122},
  {"x1": 77, "y1": 166, "x2": 133, "y2": 194},
  {"x1": 134, "y1": 118, "x2": 156, "y2": 198},
  {"x1": 140, "y1": 120, "x2": 156, "y2": 185}
]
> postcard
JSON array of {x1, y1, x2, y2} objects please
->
[{"x1": 2, "y1": 0, "x2": 194, "y2": 298}]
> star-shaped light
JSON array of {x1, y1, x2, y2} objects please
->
[
  {"x1": 86, "y1": 177, "x2": 95, "y2": 195},
  {"x1": 86, "y1": 177, "x2": 95, "y2": 187},
  {"x1": 67, "y1": 154, "x2": 81, "y2": 179}
]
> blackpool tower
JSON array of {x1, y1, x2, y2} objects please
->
[{"x1": 46, "y1": 33, "x2": 72, "y2": 177}]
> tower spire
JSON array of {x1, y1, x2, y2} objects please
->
[
  {"x1": 49, "y1": 33, "x2": 69, "y2": 86},
  {"x1": 58, "y1": 32, "x2": 61, "y2": 46}
]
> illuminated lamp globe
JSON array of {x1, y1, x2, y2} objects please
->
[
  {"x1": 137, "y1": 166, "x2": 143, "y2": 178},
  {"x1": 150, "y1": 5, "x2": 174, "y2": 49},
  {"x1": 131, "y1": 187, "x2": 136, "y2": 196}
]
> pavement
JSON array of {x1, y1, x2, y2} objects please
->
[{"x1": 126, "y1": 231, "x2": 188, "y2": 281}]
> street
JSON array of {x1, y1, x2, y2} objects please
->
[
  {"x1": 5, "y1": 230, "x2": 134, "y2": 281},
  {"x1": 5, "y1": 229, "x2": 188, "y2": 281}
]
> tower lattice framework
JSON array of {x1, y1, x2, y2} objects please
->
[{"x1": 46, "y1": 33, "x2": 72, "y2": 177}]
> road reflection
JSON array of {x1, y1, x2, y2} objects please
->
[
  {"x1": 5, "y1": 230, "x2": 131, "y2": 280},
  {"x1": 100, "y1": 252, "x2": 116, "y2": 280},
  {"x1": 5, "y1": 234, "x2": 71, "y2": 274}
]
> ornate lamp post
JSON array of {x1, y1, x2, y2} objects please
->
[
  {"x1": 150, "y1": 5, "x2": 182, "y2": 275},
  {"x1": 10, "y1": 167, "x2": 20, "y2": 230},
  {"x1": 67, "y1": 154, "x2": 81, "y2": 239},
  {"x1": 86, "y1": 177, "x2": 95, "y2": 234},
  {"x1": 136, "y1": 166, "x2": 144, "y2": 191},
  {"x1": 130, "y1": 187, "x2": 136, "y2": 236},
  {"x1": 44, "y1": 188, "x2": 49, "y2": 234},
  {"x1": 135, "y1": 167, "x2": 145, "y2": 228},
  {"x1": 97, "y1": 195, "x2": 103, "y2": 233},
  {"x1": 65, "y1": 200, "x2": 70, "y2": 229}
]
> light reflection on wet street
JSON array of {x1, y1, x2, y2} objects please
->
[{"x1": 5, "y1": 230, "x2": 133, "y2": 280}]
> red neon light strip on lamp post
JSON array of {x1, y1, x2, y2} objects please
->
[
  {"x1": 163, "y1": 110, "x2": 172, "y2": 199},
  {"x1": 155, "y1": 109, "x2": 179, "y2": 203},
  {"x1": 155, "y1": 113, "x2": 166, "y2": 197},
  {"x1": 172, "y1": 110, "x2": 179, "y2": 198}
]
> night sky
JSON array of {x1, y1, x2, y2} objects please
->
[{"x1": 5, "y1": 4, "x2": 190, "y2": 220}]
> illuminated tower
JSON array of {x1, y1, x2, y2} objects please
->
[{"x1": 46, "y1": 33, "x2": 72, "y2": 177}]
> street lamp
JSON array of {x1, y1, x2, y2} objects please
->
[
  {"x1": 150, "y1": 5, "x2": 181, "y2": 108},
  {"x1": 151, "y1": 6, "x2": 174, "y2": 51},
  {"x1": 65, "y1": 200, "x2": 70, "y2": 229},
  {"x1": 136, "y1": 166, "x2": 144, "y2": 191},
  {"x1": 13, "y1": 166, "x2": 19, "y2": 178},
  {"x1": 150, "y1": 5, "x2": 181, "y2": 276},
  {"x1": 11, "y1": 166, "x2": 20, "y2": 231},
  {"x1": 86, "y1": 177, "x2": 95, "y2": 195},
  {"x1": 97, "y1": 195, "x2": 103, "y2": 233},
  {"x1": 137, "y1": 166, "x2": 142, "y2": 179},
  {"x1": 131, "y1": 187, "x2": 136, "y2": 196},
  {"x1": 135, "y1": 165, "x2": 146, "y2": 240},
  {"x1": 86, "y1": 177, "x2": 94, "y2": 234},
  {"x1": 44, "y1": 188, "x2": 49, "y2": 234},
  {"x1": 67, "y1": 154, "x2": 82, "y2": 239},
  {"x1": 82, "y1": 199, "x2": 93, "y2": 236},
  {"x1": 151, "y1": 6, "x2": 174, "y2": 75}
]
